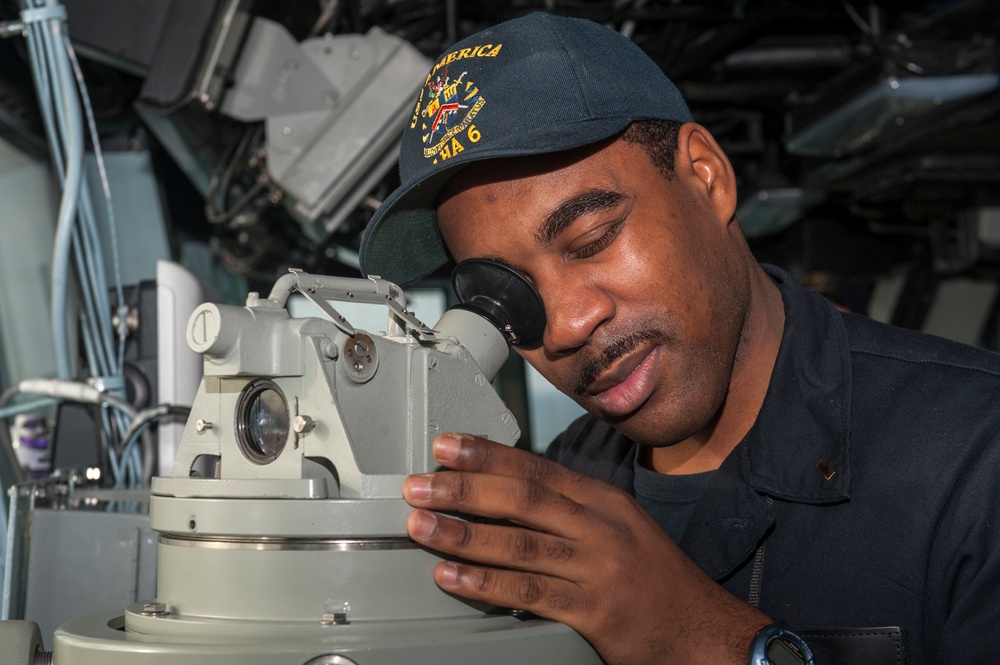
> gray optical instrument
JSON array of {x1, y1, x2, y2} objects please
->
[
  {"x1": 4, "y1": 269, "x2": 600, "y2": 665},
  {"x1": 451, "y1": 258, "x2": 547, "y2": 350}
]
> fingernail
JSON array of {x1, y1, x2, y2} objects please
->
[
  {"x1": 406, "y1": 474, "x2": 432, "y2": 502},
  {"x1": 434, "y1": 434, "x2": 461, "y2": 462},
  {"x1": 409, "y1": 510, "x2": 438, "y2": 540},
  {"x1": 438, "y1": 562, "x2": 459, "y2": 586}
]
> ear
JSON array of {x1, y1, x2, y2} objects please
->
[{"x1": 676, "y1": 123, "x2": 738, "y2": 227}]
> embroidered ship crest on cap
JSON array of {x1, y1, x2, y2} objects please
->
[{"x1": 411, "y1": 43, "x2": 501, "y2": 164}]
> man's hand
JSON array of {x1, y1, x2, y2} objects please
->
[{"x1": 403, "y1": 433, "x2": 770, "y2": 665}]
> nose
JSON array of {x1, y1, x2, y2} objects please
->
[{"x1": 539, "y1": 279, "x2": 614, "y2": 355}]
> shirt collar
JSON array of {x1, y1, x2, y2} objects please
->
[{"x1": 743, "y1": 265, "x2": 852, "y2": 504}]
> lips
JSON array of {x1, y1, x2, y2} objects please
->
[{"x1": 591, "y1": 345, "x2": 661, "y2": 417}]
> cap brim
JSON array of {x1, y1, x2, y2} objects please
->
[{"x1": 360, "y1": 116, "x2": 636, "y2": 284}]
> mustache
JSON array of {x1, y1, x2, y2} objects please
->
[{"x1": 574, "y1": 329, "x2": 666, "y2": 396}]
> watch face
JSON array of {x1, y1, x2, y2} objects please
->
[{"x1": 767, "y1": 637, "x2": 809, "y2": 665}]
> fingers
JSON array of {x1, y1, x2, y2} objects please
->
[
  {"x1": 430, "y1": 559, "x2": 581, "y2": 619},
  {"x1": 430, "y1": 433, "x2": 598, "y2": 500},
  {"x1": 404, "y1": 469, "x2": 585, "y2": 535},
  {"x1": 408, "y1": 509, "x2": 580, "y2": 577}
]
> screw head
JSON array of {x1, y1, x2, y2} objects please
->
[{"x1": 294, "y1": 415, "x2": 316, "y2": 434}]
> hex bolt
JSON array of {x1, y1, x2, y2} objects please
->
[
  {"x1": 320, "y1": 611, "x2": 349, "y2": 625},
  {"x1": 142, "y1": 602, "x2": 169, "y2": 616},
  {"x1": 195, "y1": 419, "x2": 213, "y2": 433}
]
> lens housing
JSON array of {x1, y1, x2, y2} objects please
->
[
  {"x1": 235, "y1": 379, "x2": 290, "y2": 464},
  {"x1": 451, "y1": 258, "x2": 546, "y2": 349}
]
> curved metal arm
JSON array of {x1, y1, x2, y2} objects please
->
[{"x1": 266, "y1": 269, "x2": 438, "y2": 341}]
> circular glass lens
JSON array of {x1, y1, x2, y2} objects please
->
[{"x1": 236, "y1": 380, "x2": 289, "y2": 464}]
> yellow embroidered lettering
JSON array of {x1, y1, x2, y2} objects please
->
[
  {"x1": 450, "y1": 138, "x2": 464, "y2": 155},
  {"x1": 468, "y1": 125, "x2": 481, "y2": 142},
  {"x1": 486, "y1": 44, "x2": 502, "y2": 57},
  {"x1": 410, "y1": 100, "x2": 421, "y2": 129},
  {"x1": 440, "y1": 144, "x2": 452, "y2": 160},
  {"x1": 458, "y1": 48, "x2": 473, "y2": 60}
]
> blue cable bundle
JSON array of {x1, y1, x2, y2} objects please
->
[{"x1": 17, "y1": 0, "x2": 140, "y2": 488}]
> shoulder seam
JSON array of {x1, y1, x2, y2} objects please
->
[{"x1": 852, "y1": 348, "x2": 1000, "y2": 379}]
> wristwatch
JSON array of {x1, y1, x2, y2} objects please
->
[{"x1": 747, "y1": 622, "x2": 815, "y2": 665}]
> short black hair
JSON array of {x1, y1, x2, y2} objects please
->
[{"x1": 621, "y1": 119, "x2": 683, "y2": 181}]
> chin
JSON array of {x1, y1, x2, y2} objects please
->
[{"x1": 606, "y1": 391, "x2": 721, "y2": 448}]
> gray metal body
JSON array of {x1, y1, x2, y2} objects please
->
[
  {"x1": 45, "y1": 271, "x2": 602, "y2": 665},
  {"x1": 221, "y1": 20, "x2": 430, "y2": 240}
]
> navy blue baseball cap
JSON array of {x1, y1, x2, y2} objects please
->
[{"x1": 359, "y1": 12, "x2": 693, "y2": 284}]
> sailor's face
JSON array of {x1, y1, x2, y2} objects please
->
[{"x1": 436, "y1": 135, "x2": 750, "y2": 447}]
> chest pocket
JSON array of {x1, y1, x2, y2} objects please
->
[{"x1": 800, "y1": 627, "x2": 903, "y2": 665}]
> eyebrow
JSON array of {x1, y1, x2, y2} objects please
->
[{"x1": 535, "y1": 189, "x2": 627, "y2": 245}]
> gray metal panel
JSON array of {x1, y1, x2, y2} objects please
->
[
  {"x1": 85, "y1": 151, "x2": 170, "y2": 286},
  {"x1": 922, "y1": 278, "x2": 999, "y2": 346},
  {"x1": 22, "y1": 507, "x2": 157, "y2": 649},
  {"x1": 0, "y1": 137, "x2": 58, "y2": 387}
]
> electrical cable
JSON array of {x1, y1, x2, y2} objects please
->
[
  {"x1": 25, "y1": 10, "x2": 113, "y2": 383},
  {"x1": 308, "y1": 0, "x2": 341, "y2": 38},
  {"x1": 0, "y1": 397, "x2": 60, "y2": 422},
  {"x1": 17, "y1": 379, "x2": 136, "y2": 418},
  {"x1": 17, "y1": 0, "x2": 138, "y2": 487},
  {"x1": 66, "y1": 35, "x2": 127, "y2": 372},
  {"x1": 119, "y1": 405, "x2": 192, "y2": 486},
  {"x1": 205, "y1": 177, "x2": 268, "y2": 225},
  {"x1": 25, "y1": 0, "x2": 115, "y2": 384},
  {"x1": 15, "y1": 379, "x2": 137, "y2": 486},
  {"x1": 38, "y1": 6, "x2": 84, "y2": 380},
  {"x1": 205, "y1": 124, "x2": 268, "y2": 226},
  {"x1": 74, "y1": 187, "x2": 116, "y2": 372}
]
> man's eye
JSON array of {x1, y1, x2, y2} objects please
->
[{"x1": 570, "y1": 220, "x2": 624, "y2": 259}]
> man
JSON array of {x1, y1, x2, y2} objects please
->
[{"x1": 359, "y1": 12, "x2": 1000, "y2": 665}]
